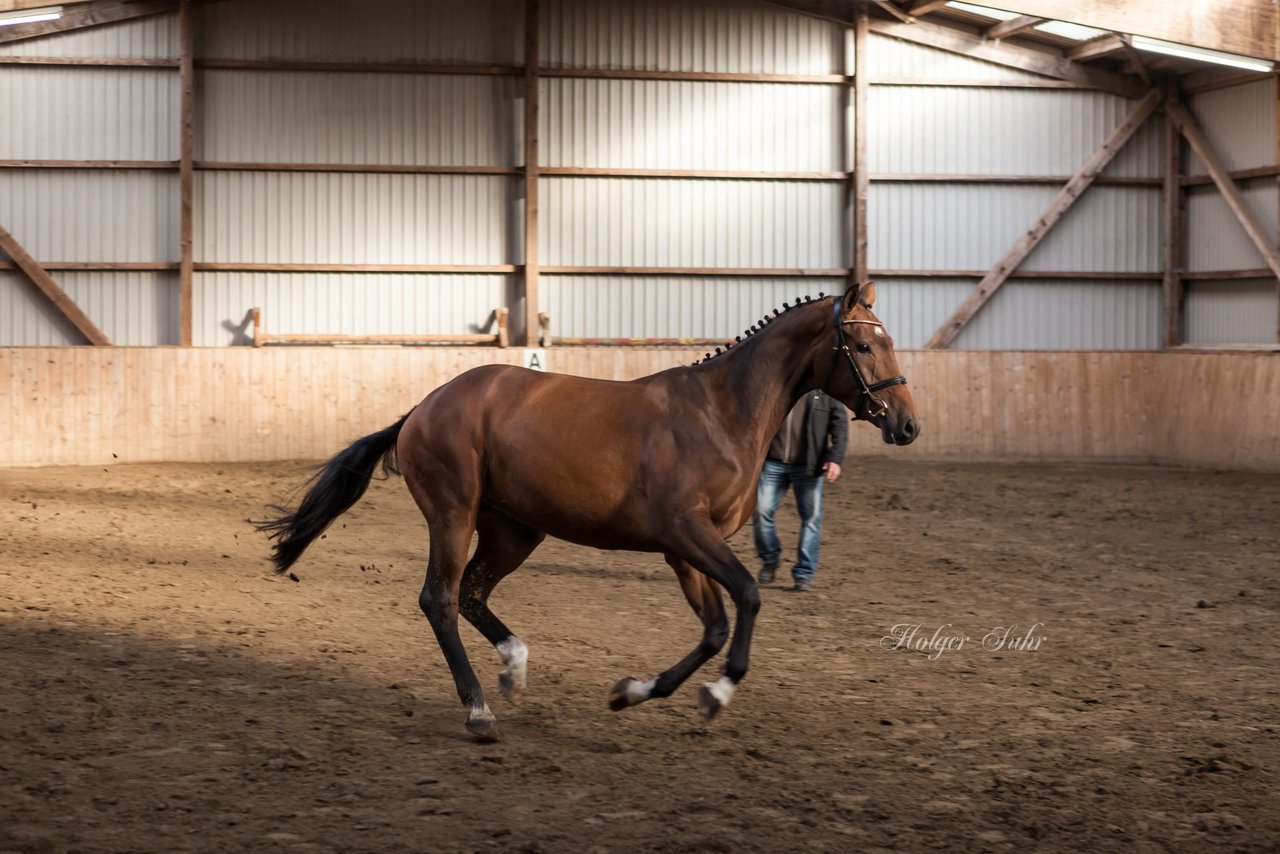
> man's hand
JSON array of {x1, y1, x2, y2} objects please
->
[{"x1": 823, "y1": 462, "x2": 842, "y2": 483}]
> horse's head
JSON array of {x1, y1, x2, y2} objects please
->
[{"x1": 822, "y1": 281, "x2": 919, "y2": 446}]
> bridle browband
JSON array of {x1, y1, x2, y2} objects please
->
[{"x1": 830, "y1": 298, "x2": 908, "y2": 421}]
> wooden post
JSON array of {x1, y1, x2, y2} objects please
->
[
  {"x1": 1162, "y1": 87, "x2": 1184, "y2": 348},
  {"x1": 178, "y1": 0, "x2": 194, "y2": 347},
  {"x1": 1167, "y1": 99, "x2": 1280, "y2": 288},
  {"x1": 522, "y1": 0, "x2": 540, "y2": 347},
  {"x1": 852, "y1": 6, "x2": 869, "y2": 287},
  {"x1": 926, "y1": 89, "x2": 1160, "y2": 349},
  {"x1": 0, "y1": 225, "x2": 111, "y2": 345}
]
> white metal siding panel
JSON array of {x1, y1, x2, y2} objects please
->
[
  {"x1": 195, "y1": 172, "x2": 520, "y2": 264},
  {"x1": 192, "y1": 272, "x2": 512, "y2": 346},
  {"x1": 197, "y1": 0, "x2": 523, "y2": 64},
  {"x1": 541, "y1": 177, "x2": 844, "y2": 267},
  {"x1": 0, "y1": 68, "x2": 177, "y2": 160},
  {"x1": 542, "y1": 0, "x2": 843, "y2": 73},
  {"x1": 1186, "y1": 79, "x2": 1276, "y2": 176},
  {"x1": 542, "y1": 276, "x2": 843, "y2": 340},
  {"x1": 953, "y1": 280, "x2": 1161, "y2": 349},
  {"x1": 0, "y1": 14, "x2": 178, "y2": 58},
  {"x1": 868, "y1": 87, "x2": 1160, "y2": 177},
  {"x1": 1186, "y1": 183, "x2": 1278, "y2": 271},
  {"x1": 866, "y1": 33, "x2": 1045, "y2": 82},
  {"x1": 869, "y1": 278, "x2": 1159, "y2": 350},
  {"x1": 868, "y1": 278, "x2": 972, "y2": 348},
  {"x1": 0, "y1": 171, "x2": 177, "y2": 261},
  {"x1": 0, "y1": 271, "x2": 79, "y2": 345},
  {"x1": 198, "y1": 71, "x2": 521, "y2": 165},
  {"x1": 0, "y1": 272, "x2": 178, "y2": 345},
  {"x1": 1184, "y1": 280, "x2": 1277, "y2": 345},
  {"x1": 541, "y1": 78, "x2": 843, "y2": 171},
  {"x1": 870, "y1": 184, "x2": 1160, "y2": 272}
]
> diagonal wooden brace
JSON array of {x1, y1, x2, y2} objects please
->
[
  {"x1": 925, "y1": 88, "x2": 1160, "y2": 349},
  {"x1": 0, "y1": 225, "x2": 111, "y2": 345}
]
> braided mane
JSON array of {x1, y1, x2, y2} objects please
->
[{"x1": 690, "y1": 293, "x2": 828, "y2": 366}]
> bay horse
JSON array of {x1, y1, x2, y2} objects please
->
[{"x1": 257, "y1": 281, "x2": 918, "y2": 740}]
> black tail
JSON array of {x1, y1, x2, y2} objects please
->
[{"x1": 254, "y1": 412, "x2": 411, "y2": 574}]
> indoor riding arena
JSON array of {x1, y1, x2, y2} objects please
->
[{"x1": 2, "y1": 0, "x2": 1279, "y2": 851}]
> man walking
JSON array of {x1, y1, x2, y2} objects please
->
[{"x1": 753, "y1": 390, "x2": 848, "y2": 592}]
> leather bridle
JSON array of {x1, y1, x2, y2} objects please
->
[{"x1": 831, "y1": 299, "x2": 908, "y2": 422}]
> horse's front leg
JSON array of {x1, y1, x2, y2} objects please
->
[
  {"x1": 609, "y1": 554, "x2": 729, "y2": 711},
  {"x1": 666, "y1": 517, "x2": 762, "y2": 719}
]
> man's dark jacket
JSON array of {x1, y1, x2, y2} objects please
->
[{"x1": 765, "y1": 391, "x2": 848, "y2": 477}]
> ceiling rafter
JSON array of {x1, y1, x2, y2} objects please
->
[{"x1": 866, "y1": 16, "x2": 1146, "y2": 98}]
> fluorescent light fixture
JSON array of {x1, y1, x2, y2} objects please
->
[
  {"x1": 1131, "y1": 35, "x2": 1273, "y2": 72},
  {"x1": 944, "y1": 1, "x2": 1019, "y2": 22},
  {"x1": 0, "y1": 5, "x2": 62, "y2": 27},
  {"x1": 1034, "y1": 20, "x2": 1106, "y2": 41}
]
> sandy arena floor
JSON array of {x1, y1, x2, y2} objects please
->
[{"x1": 1, "y1": 458, "x2": 1278, "y2": 852}]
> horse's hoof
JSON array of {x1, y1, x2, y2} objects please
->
[
  {"x1": 466, "y1": 708, "x2": 502, "y2": 742},
  {"x1": 608, "y1": 676, "x2": 644, "y2": 711},
  {"x1": 498, "y1": 669, "x2": 524, "y2": 705},
  {"x1": 697, "y1": 685, "x2": 725, "y2": 721}
]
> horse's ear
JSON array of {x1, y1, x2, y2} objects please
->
[
  {"x1": 862, "y1": 281, "x2": 876, "y2": 309},
  {"x1": 841, "y1": 281, "x2": 863, "y2": 316}
]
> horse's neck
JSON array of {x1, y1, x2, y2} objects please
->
[{"x1": 702, "y1": 303, "x2": 828, "y2": 448}]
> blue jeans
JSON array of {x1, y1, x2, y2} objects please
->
[{"x1": 753, "y1": 458, "x2": 825, "y2": 582}]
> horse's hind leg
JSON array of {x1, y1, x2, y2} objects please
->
[
  {"x1": 459, "y1": 507, "x2": 545, "y2": 704},
  {"x1": 609, "y1": 554, "x2": 729, "y2": 711},
  {"x1": 414, "y1": 497, "x2": 500, "y2": 740}
]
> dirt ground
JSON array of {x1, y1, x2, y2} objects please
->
[{"x1": 1, "y1": 457, "x2": 1278, "y2": 853}]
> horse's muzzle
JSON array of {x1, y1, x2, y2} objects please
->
[{"x1": 881, "y1": 416, "x2": 919, "y2": 446}]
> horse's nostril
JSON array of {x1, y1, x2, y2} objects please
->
[{"x1": 903, "y1": 417, "x2": 917, "y2": 437}]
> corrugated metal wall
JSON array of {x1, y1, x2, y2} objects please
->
[
  {"x1": 1, "y1": 0, "x2": 1271, "y2": 349},
  {"x1": 1183, "y1": 78, "x2": 1279, "y2": 345},
  {"x1": 0, "y1": 15, "x2": 179, "y2": 345}
]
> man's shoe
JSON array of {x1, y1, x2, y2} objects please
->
[
  {"x1": 793, "y1": 578, "x2": 814, "y2": 592},
  {"x1": 758, "y1": 564, "x2": 778, "y2": 584}
]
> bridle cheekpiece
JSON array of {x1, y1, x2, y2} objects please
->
[{"x1": 831, "y1": 298, "x2": 908, "y2": 421}]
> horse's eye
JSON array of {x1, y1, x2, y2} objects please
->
[{"x1": 856, "y1": 341, "x2": 872, "y2": 353}]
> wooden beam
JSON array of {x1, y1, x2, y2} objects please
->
[
  {"x1": 0, "y1": 55, "x2": 177, "y2": 67},
  {"x1": 1182, "y1": 165, "x2": 1280, "y2": 187},
  {"x1": 178, "y1": 0, "x2": 193, "y2": 347},
  {"x1": 0, "y1": 0, "x2": 176, "y2": 45},
  {"x1": 1166, "y1": 99, "x2": 1280, "y2": 299},
  {"x1": 539, "y1": 167, "x2": 846, "y2": 181},
  {"x1": 197, "y1": 59, "x2": 522, "y2": 76},
  {"x1": 925, "y1": 88, "x2": 1161, "y2": 349},
  {"x1": 1180, "y1": 268, "x2": 1276, "y2": 281},
  {"x1": 872, "y1": 172, "x2": 1161, "y2": 186},
  {"x1": 984, "y1": 0, "x2": 1280, "y2": 65},
  {"x1": 540, "y1": 67, "x2": 848, "y2": 85},
  {"x1": 0, "y1": 225, "x2": 110, "y2": 345},
  {"x1": 1064, "y1": 35, "x2": 1126, "y2": 63},
  {"x1": 867, "y1": 16, "x2": 1146, "y2": 99},
  {"x1": 869, "y1": 1, "x2": 915, "y2": 25},
  {"x1": 853, "y1": 6, "x2": 870, "y2": 287},
  {"x1": 905, "y1": 0, "x2": 949, "y2": 16},
  {"x1": 196, "y1": 162, "x2": 520, "y2": 176},
  {"x1": 522, "y1": 0, "x2": 541, "y2": 346},
  {"x1": 869, "y1": 76, "x2": 1093, "y2": 88},
  {"x1": 539, "y1": 266, "x2": 850, "y2": 276},
  {"x1": 194, "y1": 263, "x2": 520, "y2": 273},
  {"x1": 985, "y1": 16, "x2": 1044, "y2": 41},
  {"x1": 1162, "y1": 90, "x2": 1184, "y2": 348},
  {"x1": 0, "y1": 159, "x2": 176, "y2": 169}
]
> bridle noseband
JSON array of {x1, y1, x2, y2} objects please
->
[{"x1": 831, "y1": 299, "x2": 908, "y2": 421}]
